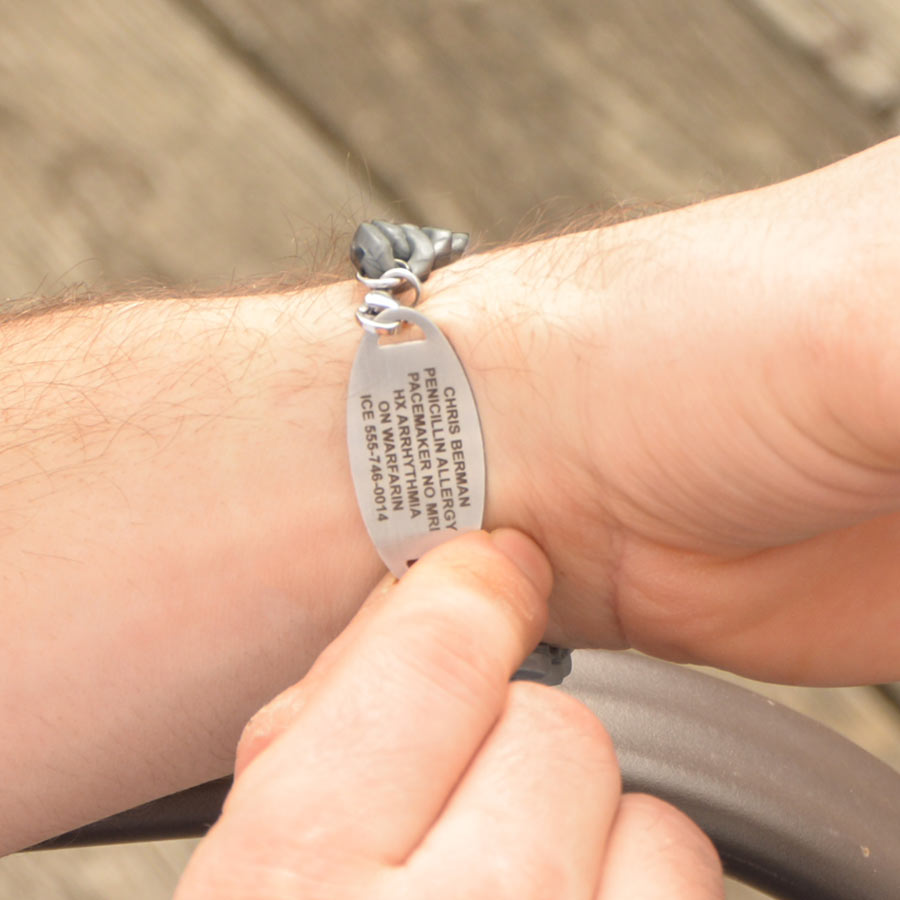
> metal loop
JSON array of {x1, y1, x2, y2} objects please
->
[
  {"x1": 355, "y1": 265, "x2": 422, "y2": 306},
  {"x1": 356, "y1": 271, "x2": 404, "y2": 292},
  {"x1": 355, "y1": 291, "x2": 402, "y2": 335},
  {"x1": 362, "y1": 291, "x2": 400, "y2": 314},
  {"x1": 382, "y1": 267, "x2": 422, "y2": 304}
]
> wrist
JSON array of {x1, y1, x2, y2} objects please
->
[{"x1": 420, "y1": 235, "x2": 623, "y2": 647}]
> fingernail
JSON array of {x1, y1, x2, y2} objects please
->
[{"x1": 489, "y1": 528, "x2": 553, "y2": 597}]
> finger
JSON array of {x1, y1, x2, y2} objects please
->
[
  {"x1": 399, "y1": 682, "x2": 620, "y2": 898},
  {"x1": 595, "y1": 794, "x2": 724, "y2": 899},
  {"x1": 617, "y1": 512, "x2": 900, "y2": 684},
  {"x1": 225, "y1": 529, "x2": 552, "y2": 864}
]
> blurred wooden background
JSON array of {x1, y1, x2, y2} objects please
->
[{"x1": 2, "y1": 0, "x2": 900, "y2": 897}]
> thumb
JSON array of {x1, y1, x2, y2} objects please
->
[{"x1": 234, "y1": 529, "x2": 551, "y2": 779}]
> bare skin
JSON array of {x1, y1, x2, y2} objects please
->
[{"x1": 1, "y1": 138, "x2": 899, "y2": 854}]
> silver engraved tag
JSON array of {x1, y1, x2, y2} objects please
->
[{"x1": 347, "y1": 306, "x2": 486, "y2": 576}]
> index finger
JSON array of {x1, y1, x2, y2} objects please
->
[{"x1": 225, "y1": 528, "x2": 552, "y2": 865}]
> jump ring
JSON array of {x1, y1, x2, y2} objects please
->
[
  {"x1": 355, "y1": 266, "x2": 422, "y2": 306},
  {"x1": 356, "y1": 291, "x2": 402, "y2": 335}
]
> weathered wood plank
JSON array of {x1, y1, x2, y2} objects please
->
[
  {"x1": 0, "y1": 839, "x2": 197, "y2": 899},
  {"x1": 738, "y1": 0, "x2": 900, "y2": 121},
  {"x1": 0, "y1": 0, "x2": 395, "y2": 301},
  {"x1": 186, "y1": 0, "x2": 889, "y2": 241}
]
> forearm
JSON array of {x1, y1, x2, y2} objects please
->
[{"x1": 0, "y1": 284, "x2": 387, "y2": 852}]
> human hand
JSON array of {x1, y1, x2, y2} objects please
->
[
  {"x1": 173, "y1": 530, "x2": 721, "y2": 899},
  {"x1": 425, "y1": 138, "x2": 900, "y2": 685}
]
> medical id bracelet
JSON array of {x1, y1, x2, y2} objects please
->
[{"x1": 346, "y1": 221, "x2": 572, "y2": 687}]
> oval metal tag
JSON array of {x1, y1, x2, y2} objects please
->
[{"x1": 347, "y1": 306, "x2": 486, "y2": 577}]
